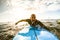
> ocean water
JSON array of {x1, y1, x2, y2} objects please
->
[{"x1": 0, "y1": 22, "x2": 60, "y2": 40}]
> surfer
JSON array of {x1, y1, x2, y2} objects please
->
[{"x1": 15, "y1": 14, "x2": 50, "y2": 31}]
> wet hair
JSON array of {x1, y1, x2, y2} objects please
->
[{"x1": 31, "y1": 14, "x2": 36, "y2": 18}]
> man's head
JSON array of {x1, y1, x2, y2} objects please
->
[{"x1": 30, "y1": 14, "x2": 36, "y2": 21}]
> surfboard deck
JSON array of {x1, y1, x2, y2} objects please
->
[{"x1": 13, "y1": 26, "x2": 58, "y2": 40}]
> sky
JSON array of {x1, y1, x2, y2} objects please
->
[{"x1": 0, "y1": 0, "x2": 60, "y2": 22}]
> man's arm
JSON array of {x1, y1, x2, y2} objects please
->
[
  {"x1": 39, "y1": 21, "x2": 50, "y2": 31},
  {"x1": 15, "y1": 19, "x2": 27, "y2": 25}
]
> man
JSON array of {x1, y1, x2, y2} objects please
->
[{"x1": 15, "y1": 14, "x2": 49, "y2": 31}]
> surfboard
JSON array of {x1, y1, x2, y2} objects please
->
[{"x1": 13, "y1": 22, "x2": 59, "y2": 40}]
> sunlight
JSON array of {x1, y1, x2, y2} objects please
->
[{"x1": 8, "y1": 0, "x2": 47, "y2": 22}]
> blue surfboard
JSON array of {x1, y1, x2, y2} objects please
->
[{"x1": 13, "y1": 25, "x2": 59, "y2": 40}]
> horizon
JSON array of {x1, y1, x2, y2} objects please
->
[{"x1": 0, "y1": 19, "x2": 59, "y2": 22}]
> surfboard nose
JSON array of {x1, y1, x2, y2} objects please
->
[{"x1": 13, "y1": 26, "x2": 59, "y2": 40}]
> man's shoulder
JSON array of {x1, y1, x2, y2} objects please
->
[
  {"x1": 36, "y1": 20, "x2": 42, "y2": 23},
  {"x1": 36, "y1": 20, "x2": 43, "y2": 25},
  {"x1": 36, "y1": 20, "x2": 40, "y2": 22},
  {"x1": 25, "y1": 19, "x2": 30, "y2": 21}
]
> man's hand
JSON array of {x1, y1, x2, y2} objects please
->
[{"x1": 15, "y1": 23, "x2": 18, "y2": 25}]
